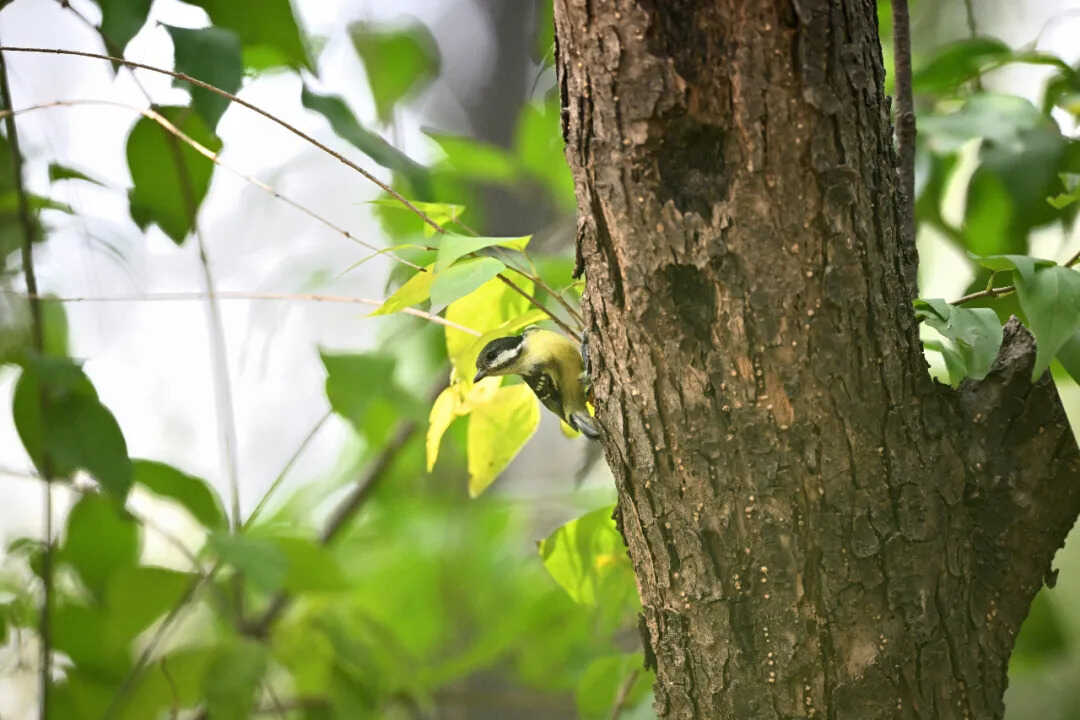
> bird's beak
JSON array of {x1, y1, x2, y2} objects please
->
[{"x1": 473, "y1": 368, "x2": 487, "y2": 383}]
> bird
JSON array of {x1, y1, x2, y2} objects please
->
[{"x1": 472, "y1": 327, "x2": 600, "y2": 439}]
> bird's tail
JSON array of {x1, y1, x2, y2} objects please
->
[{"x1": 570, "y1": 411, "x2": 600, "y2": 440}]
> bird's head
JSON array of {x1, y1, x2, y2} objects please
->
[{"x1": 473, "y1": 334, "x2": 525, "y2": 382}]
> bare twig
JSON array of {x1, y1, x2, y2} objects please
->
[
  {"x1": 0, "y1": 49, "x2": 580, "y2": 332},
  {"x1": 498, "y1": 274, "x2": 581, "y2": 342},
  {"x1": 0, "y1": 98, "x2": 422, "y2": 268},
  {"x1": 245, "y1": 416, "x2": 422, "y2": 636},
  {"x1": 244, "y1": 410, "x2": 332, "y2": 529},
  {"x1": 0, "y1": 46, "x2": 452, "y2": 235},
  {"x1": 0, "y1": 46, "x2": 53, "y2": 720},
  {"x1": 609, "y1": 668, "x2": 641, "y2": 720},
  {"x1": 245, "y1": 380, "x2": 444, "y2": 637},
  {"x1": 5, "y1": 290, "x2": 482, "y2": 336},
  {"x1": 102, "y1": 563, "x2": 221, "y2": 720},
  {"x1": 891, "y1": 0, "x2": 916, "y2": 244}
]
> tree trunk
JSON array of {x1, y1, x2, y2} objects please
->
[{"x1": 553, "y1": 1, "x2": 1080, "y2": 718}]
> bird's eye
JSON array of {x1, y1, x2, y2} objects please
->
[{"x1": 485, "y1": 351, "x2": 497, "y2": 362}]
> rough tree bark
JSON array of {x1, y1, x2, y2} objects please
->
[{"x1": 553, "y1": 2, "x2": 1080, "y2": 719}]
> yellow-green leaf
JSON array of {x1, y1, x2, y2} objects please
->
[
  {"x1": 445, "y1": 277, "x2": 534, "y2": 382},
  {"x1": 369, "y1": 264, "x2": 435, "y2": 316},
  {"x1": 467, "y1": 384, "x2": 539, "y2": 496},
  {"x1": 426, "y1": 378, "x2": 501, "y2": 471},
  {"x1": 426, "y1": 385, "x2": 459, "y2": 472}
]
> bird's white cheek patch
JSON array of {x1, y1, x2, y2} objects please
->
[{"x1": 491, "y1": 346, "x2": 522, "y2": 371}]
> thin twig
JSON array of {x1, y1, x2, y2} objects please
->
[
  {"x1": 0, "y1": 46, "x2": 451, "y2": 234},
  {"x1": 244, "y1": 410, "x2": 332, "y2": 529},
  {"x1": 498, "y1": 274, "x2": 581, "y2": 342},
  {"x1": 0, "y1": 48, "x2": 579, "y2": 331},
  {"x1": 963, "y1": 0, "x2": 984, "y2": 90},
  {"x1": 891, "y1": 0, "x2": 916, "y2": 245},
  {"x1": 5, "y1": 290, "x2": 482, "y2": 336},
  {"x1": 102, "y1": 563, "x2": 221, "y2": 720},
  {"x1": 245, "y1": 380, "x2": 444, "y2": 638},
  {"x1": 0, "y1": 98, "x2": 421, "y2": 268},
  {"x1": 245, "y1": 416, "x2": 422, "y2": 636},
  {"x1": 609, "y1": 668, "x2": 641, "y2": 720},
  {"x1": 0, "y1": 46, "x2": 52, "y2": 720}
]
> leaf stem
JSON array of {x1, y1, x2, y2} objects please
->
[{"x1": 0, "y1": 46, "x2": 52, "y2": 720}]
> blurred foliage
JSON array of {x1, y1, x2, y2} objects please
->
[{"x1": 2, "y1": 0, "x2": 1080, "y2": 718}]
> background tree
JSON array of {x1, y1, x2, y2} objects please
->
[{"x1": 0, "y1": 1, "x2": 1079, "y2": 719}]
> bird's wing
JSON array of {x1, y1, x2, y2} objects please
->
[{"x1": 522, "y1": 369, "x2": 565, "y2": 422}]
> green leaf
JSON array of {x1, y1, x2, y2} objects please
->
[
  {"x1": 348, "y1": 21, "x2": 440, "y2": 124},
  {"x1": 13, "y1": 356, "x2": 132, "y2": 498},
  {"x1": 920, "y1": 93, "x2": 1049, "y2": 153},
  {"x1": 89, "y1": 0, "x2": 151, "y2": 54},
  {"x1": 1054, "y1": 329, "x2": 1080, "y2": 385},
  {"x1": 430, "y1": 257, "x2": 507, "y2": 309},
  {"x1": 1013, "y1": 265, "x2": 1080, "y2": 380},
  {"x1": 105, "y1": 566, "x2": 193, "y2": 641},
  {"x1": 370, "y1": 264, "x2": 436, "y2": 316},
  {"x1": 273, "y1": 536, "x2": 348, "y2": 592},
  {"x1": 1048, "y1": 172, "x2": 1080, "y2": 209},
  {"x1": 369, "y1": 199, "x2": 464, "y2": 236},
  {"x1": 913, "y1": 299, "x2": 1003, "y2": 383},
  {"x1": 913, "y1": 37, "x2": 1012, "y2": 94},
  {"x1": 539, "y1": 505, "x2": 635, "y2": 607},
  {"x1": 969, "y1": 253, "x2": 1055, "y2": 284},
  {"x1": 962, "y1": 171, "x2": 1014, "y2": 256},
  {"x1": 126, "y1": 106, "x2": 221, "y2": 245},
  {"x1": 47, "y1": 163, "x2": 105, "y2": 187},
  {"x1": 435, "y1": 233, "x2": 530, "y2": 271},
  {"x1": 515, "y1": 100, "x2": 574, "y2": 209},
  {"x1": 1011, "y1": 588, "x2": 1068, "y2": 668},
  {"x1": 321, "y1": 351, "x2": 419, "y2": 444},
  {"x1": 466, "y1": 384, "x2": 539, "y2": 496},
  {"x1": 426, "y1": 131, "x2": 519, "y2": 182},
  {"x1": 301, "y1": 85, "x2": 431, "y2": 195},
  {"x1": 133, "y1": 459, "x2": 227, "y2": 530},
  {"x1": 165, "y1": 25, "x2": 243, "y2": 131},
  {"x1": 445, "y1": 277, "x2": 535, "y2": 382},
  {"x1": 576, "y1": 653, "x2": 652, "y2": 720},
  {"x1": 61, "y1": 494, "x2": 138, "y2": 598},
  {"x1": 203, "y1": 639, "x2": 268, "y2": 720},
  {"x1": 207, "y1": 532, "x2": 287, "y2": 592},
  {"x1": 187, "y1": 0, "x2": 310, "y2": 71},
  {"x1": 41, "y1": 299, "x2": 69, "y2": 358}
]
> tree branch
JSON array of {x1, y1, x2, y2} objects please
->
[
  {"x1": 6, "y1": 290, "x2": 481, "y2": 336},
  {"x1": 0, "y1": 46, "x2": 53, "y2": 720},
  {"x1": 244, "y1": 410, "x2": 426, "y2": 637},
  {"x1": 891, "y1": 0, "x2": 916, "y2": 242},
  {"x1": 956, "y1": 318, "x2": 1080, "y2": 645}
]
